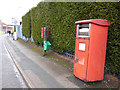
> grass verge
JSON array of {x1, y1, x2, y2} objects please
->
[{"x1": 18, "y1": 38, "x2": 73, "y2": 72}]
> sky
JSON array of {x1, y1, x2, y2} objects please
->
[
  {"x1": 0, "y1": 0, "x2": 42, "y2": 25},
  {"x1": 0, "y1": 0, "x2": 119, "y2": 25}
]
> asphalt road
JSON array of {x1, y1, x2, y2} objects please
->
[{"x1": 0, "y1": 34, "x2": 27, "y2": 88}]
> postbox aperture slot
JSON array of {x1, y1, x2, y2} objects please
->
[
  {"x1": 79, "y1": 24, "x2": 89, "y2": 28},
  {"x1": 77, "y1": 23, "x2": 91, "y2": 38}
]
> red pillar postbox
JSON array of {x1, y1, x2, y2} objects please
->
[{"x1": 74, "y1": 19, "x2": 110, "y2": 82}]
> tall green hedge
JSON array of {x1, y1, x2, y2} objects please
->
[
  {"x1": 22, "y1": 2, "x2": 120, "y2": 75},
  {"x1": 22, "y1": 11, "x2": 31, "y2": 38},
  {"x1": 31, "y1": 2, "x2": 50, "y2": 45}
]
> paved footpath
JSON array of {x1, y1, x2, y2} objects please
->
[{"x1": 4, "y1": 35, "x2": 79, "y2": 88}]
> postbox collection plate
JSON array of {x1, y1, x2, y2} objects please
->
[{"x1": 79, "y1": 43, "x2": 86, "y2": 51}]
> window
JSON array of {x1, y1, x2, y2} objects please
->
[{"x1": 3, "y1": 26, "x2": 6, "y2": 30}]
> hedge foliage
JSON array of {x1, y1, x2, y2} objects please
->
[
  {"x1": 22, "y1": 11, "x2": 31, "y2": 38},
  {"x1": 22, "y1": 2, "x2": 120, "y2": 75}
]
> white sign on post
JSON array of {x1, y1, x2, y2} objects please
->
[{"x1": 79, "y1": 43, "x2": 86, "y2": 51}]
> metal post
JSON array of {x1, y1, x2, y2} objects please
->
[
  {"x1": 43, "y1": 27, "x2": 47, "y2": 56},
  {"x1": 6, "y1": 25, "x2": 7, "y2": 33}
]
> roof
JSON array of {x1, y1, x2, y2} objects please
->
[
  {"x1": 7, "y1": 24, "x2": 13, "y2": 26},
  {"x1": 75, "y1": 19, "x2": 110, "y2": 26},
  {"x1": 0, "y1": 21, "x2": 6, "y2": 25}
]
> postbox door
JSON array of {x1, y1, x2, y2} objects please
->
[
  {"x1": 74, "y1": 38, "x2": 89, "y2": 80},
  {"x1": 74, "y1": 23, "x2": 90, "y2": 80}
]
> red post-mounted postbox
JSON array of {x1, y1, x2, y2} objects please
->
[
  {"x1": 74, "y1": 19, "x2": 110, "y2": 82},
  {"x1": 41, "y1": 27, "x2": 49, "y2": 38},
  {"x1": 47, "y1": 29, "x2": 49, "y2": 38},
  {"x1": 41, "y1": 28, "x2": 44, "y2": 38}
]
